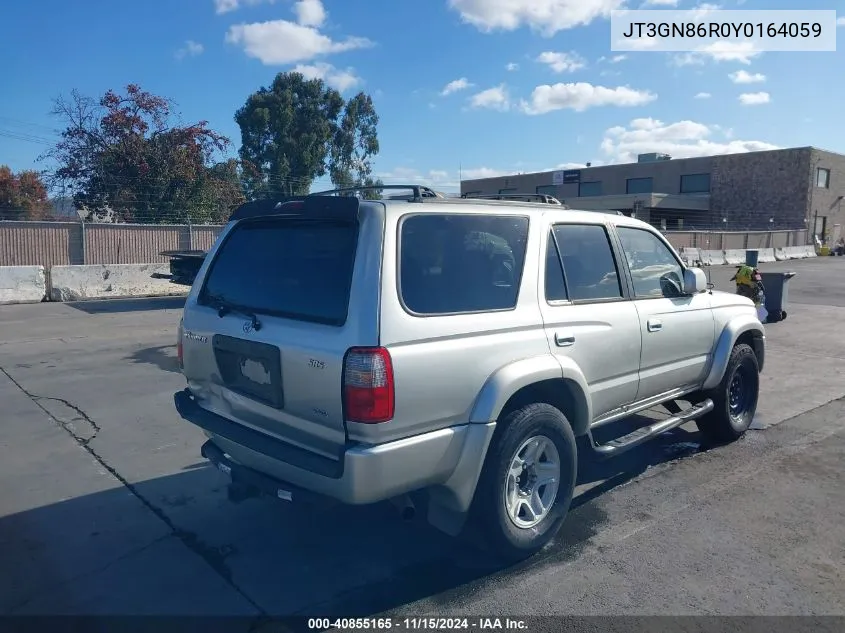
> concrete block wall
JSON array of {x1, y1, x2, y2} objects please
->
[
  {"x1": 710, "y1": 148, "x2": 811, "y2": 231},
  {"x1": 0, "y1": 266, "x2": 47, "y2": 304},
  {"x1": 48, "y1": 264, "x2": 187, "y2": 302}
]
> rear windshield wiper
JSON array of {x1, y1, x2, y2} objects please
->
[{"x1": 203, "y1": 293, "x2": 262, "y2": 331}]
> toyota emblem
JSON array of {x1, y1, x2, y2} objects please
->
[{"x1": 242, "y1": 321, "x2": 254, "y2": 334}]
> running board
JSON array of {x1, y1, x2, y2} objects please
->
[{"x1": 590, "y1": 399, "x2": 714, "y2": 458}]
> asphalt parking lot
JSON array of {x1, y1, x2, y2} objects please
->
[{"x1": 1, "y1": 256, "x2": 844, "y2": 621}]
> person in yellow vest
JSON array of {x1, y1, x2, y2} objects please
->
[{"x1": 731, "y1": 264, "x2": 768, "y2": 321}]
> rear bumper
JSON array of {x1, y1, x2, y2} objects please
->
[{"x1": 175, "y1": 389, "x2": 495, "y2": 508}]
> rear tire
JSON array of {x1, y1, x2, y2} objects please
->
[
  {"x1": 472, "y1": 403, "x2": 577, "y2": 562},
  {"x1": 695, "y1": 343, "x2": 759, "y2": 444}
]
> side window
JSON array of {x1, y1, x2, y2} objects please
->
[
  {"x1": 552, "y1": 224, "x2": 622, "y2": 301},
  {"x1": 544, "y1": 232, "x2": 568, "y2": 301},
  {"x1": 617, "y1": 227, "x2": 684, "y2": 299},
  {"x1": 399, "y1": 214, "x2": 529, "y2": 314}
]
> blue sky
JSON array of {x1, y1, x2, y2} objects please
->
[{"x1": 1, "y1": 0, "x2": 843, "y2": 192}]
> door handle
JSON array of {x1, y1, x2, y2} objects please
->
[
  {"x1": 647, "y1": 319, "x2": 663, "y2": 333},
  {"x1": 555, "y1": 333, "x2": 575, "y2": 347}
]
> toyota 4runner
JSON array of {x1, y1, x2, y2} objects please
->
[{"x1": 174, "y1": 185, "x2": 765, "y2": 561}]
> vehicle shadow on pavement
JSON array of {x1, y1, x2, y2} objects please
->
[
  {"x1": 0, "y1": 417, "x2": 709, "y2": 617},
  {"x1": 65, "y1": 296, "x2": 186, "y2": 314},
  {"x1": 125, "y1": 344, "x2": 181, "y2": 373}
]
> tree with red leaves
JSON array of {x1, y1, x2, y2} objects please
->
[
  {"x1": 0, "y1": 166, "x2": 51, "y2": 220},
  {"x1": 41, "y1": 84, "x2": 245, "y2": 223}
]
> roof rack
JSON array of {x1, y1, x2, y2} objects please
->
[
  {"x1": 461, "y1": 192, "x2": 563, "y2": 205},
  {"x1": 311, "y1": 184, "x2": 442, "y2": 200}
]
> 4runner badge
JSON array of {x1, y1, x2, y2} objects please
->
[
  {"x1": 183, "y1": 330, "x2": 207, "y2": 343},
  {"x1": 242, "y1": 321, "x2": 255, "y2": 334}
]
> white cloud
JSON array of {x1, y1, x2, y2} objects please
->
[
  {"x1": 293, "y1": 0, "x2": 326, "y2": 27},
  {"x1": 625, "y1": 36, "x2": 660, "y2": 50},
  {"x1": 225, "y1": 20, "x2": 373, "y2": 64},
  {"x1": 520, "y1": 82, "x2": 656, "y2": 114},
  {"x1": 378, "y1": 165, "x2": 537, "y2": 189},
  {"x1": 609, "y1": 54, "x2": 627, "y2": 63},
  {"x1": 448, "y1": 0, "x2": 625, "y2": 36},
  {"x1": 377, "y1": 167, "x2": 457, "y2": 190},
  {"x1": 506, "y1": 62, "x2": 520, "y2": 71},
  {"x1": 694, "y1": 92, "x2": 711, "y2": 99},
  {"x1": 642, "y1": 0, "x2": 678, "y2": 5},
  {"x1": 838, "y1": 16, "x2": 845, "y2": 26},
  {"x1": 441, "y1": 77, "x2": 474, "y2": 96},
  {"x1": 293, "y1": 62, "x2": 360, "y2": 92},
  {"x1": 462, "y1": 167, "x2": 516, "y2": 180},
  {"x1": 175, "y1": 40, "x2": 204, "y2": 59},
  {"x1": 739, "y1": 91, "x2": 770, "y2": 105},
  {"x1": 469, "y1": 85, "x2": 510, "y2": 111},
  {"x1": 672, "y1": 41, "x2": 763, "y2": 66},
  {"x1": 600, "y1": 117, "x2": 779, "y2": 163},
  {"x1": 687, "y1": 3, "x2": 722, "y2": 20},
  {"x1": 536, "y1": 51, "x2": 586, "y2": 73},
  {"x1": 729, "y1": 70, "x2": 765, "y2": 83},
  {"x1": 214, "y1": 0, "x2": 275, "y2": 14}
]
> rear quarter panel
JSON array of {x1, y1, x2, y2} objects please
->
[{"x1": 364, "y1": 206, "x2": 552, "y2": 445}]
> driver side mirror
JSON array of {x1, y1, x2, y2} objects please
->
[{"x1": 683, "y1": 267, "x2": 708, "y2": 294}]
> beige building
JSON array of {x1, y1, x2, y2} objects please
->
[{"x1": 461, "y1": 147, "x2": 845, "y2": 241}]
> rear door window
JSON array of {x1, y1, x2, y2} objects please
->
[
  {"x1": 552, "y1": 224, "x2": 623, "y2": 301},
  {"x1": 200, "y1": 219, "x2": 358, "y2": 326},
  {"x1": 399, "y1": 214, "x2": 529, "y2": 314}
]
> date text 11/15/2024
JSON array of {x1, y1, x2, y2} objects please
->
[{"x1": 307, "y1": 618, "x2": 529, "y2": 631}]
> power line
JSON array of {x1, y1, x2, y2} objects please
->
[
  {"x1": 0, "y1": 116, "x2": 61, "y2": 135},
  {"x1": 0, "y1": 129, "x2": 55, "y2": 145}
]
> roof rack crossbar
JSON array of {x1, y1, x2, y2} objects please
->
[
  {"x1": 311, "y1": 184, "x2": 439, "y2": 201},
  {"x1": 461, "y1": 192, "x2": 561, "y2": 203}
]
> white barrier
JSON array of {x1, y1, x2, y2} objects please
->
[
  {"x1": 699, "y1": 249, "x2": 727, "y2": 266},
  {"x1": 49, "y1": 264, "x2": 188, "y2": 302},
  {"x1": 679, "y1": 247, "x2": 701, "y2": 266},
  {"x1": 0, "y1": 266, "x2": 47, "y2": 304},
  {"x1": 783, "y1": 246, "x2": 805, "y2": 259},
  {"x1": 723, "y1": 249, "x2": 747, "y2": 265},
  {"x1": 774, "y1": 247, "x2": 788, "y2": 261},
  {"x1": 757, "y1": 248, "x2": 776, "y2": 263},
  {"x1": 803, "y1": 245, "x2": 817, "y2": 258}
]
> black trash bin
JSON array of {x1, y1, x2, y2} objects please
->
[
  {"x1": 760, "y1": 271, "x2": 796, "y2": 323},
  {"x1": 745, "y1": 250, "x2": 759, "y2": 267}
]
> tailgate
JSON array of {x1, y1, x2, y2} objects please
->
[{"x1": 180, "y1": 204, "x2": 381, "y2": 462}]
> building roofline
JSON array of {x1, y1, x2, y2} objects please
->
[{"x1": 461, "y1": 145, "x2": 842, "y2": 184}]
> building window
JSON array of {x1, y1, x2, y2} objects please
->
[
  {"x1": 578, "y1": 181, "x2": 602, "y2": 197},
  {"x1": 499, "y1": 187, "x2": 518, "y2": 194},
  {"x1": 680, "y1": 173, "x2": 711, "y2": 194},
  {"x1": 626, "y1": 177, "x2": 653, "y2": 194},
  {"x1": 817, "y1": 168, "x2": 831, "y2": 189},
  {"x1": 536, "y1": 185, "x2": 557, "y2": 196}
]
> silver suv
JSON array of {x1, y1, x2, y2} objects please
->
[{"x1": 174, "y1": 186, "x2": 765, "y2": 561}]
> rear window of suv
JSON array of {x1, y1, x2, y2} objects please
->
[
  {"x1": 199, "y1": 219, "x2": 358, "y2": 326},
  {"x1": 399, "y1": 213, "x2": 529, "y2": 314}
]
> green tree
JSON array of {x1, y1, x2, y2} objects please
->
[
  {"x1": 235, "y1": 73, "x2": 381, "y2": 197},
  {"x1": 329, "y1": 92, "x2": 381, "y2": 193},
  {"x1": 42, "y1": 84, "x2": 245, "y2": 223},
  {"x1": 0, "y1": 166, "x2": 51, "y2": 220}
]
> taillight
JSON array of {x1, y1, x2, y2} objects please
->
[
  {"x1": 177, "y1": 319, "x2": 184, "y2": 369},
  {"x1": 344, "y1": 347, "x2": 394, "y2": 424}
]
